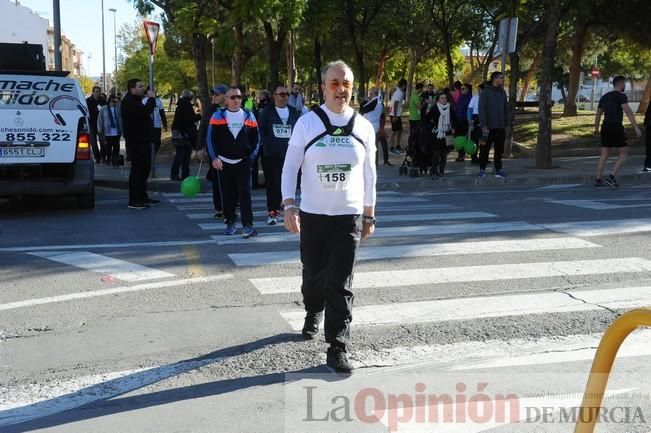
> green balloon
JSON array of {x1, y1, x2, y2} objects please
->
[
  {"x1": 453, "y1": 135, "x2": 466, "y2": 151},
  {"x1": 181, "y1": 176, "x2": 201, "y2": 197},
  {"x1": 464, "y1": 139, "x2": 477, "y2": 155}
]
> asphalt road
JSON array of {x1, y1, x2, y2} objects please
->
[{"x1": 2, "y1": 181, "x2": 651, "y2": 433}]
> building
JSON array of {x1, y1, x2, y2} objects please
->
[
  {"x1": 0, "y1": 0, "x2": 84, "y2": 76},
  {"x1": 0, "y1": 0, "x2": 49, "y2": 64},
  {"x1": 47, "y1": 28, "x2": 83, "y2": 75}
]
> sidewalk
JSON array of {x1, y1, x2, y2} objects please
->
[{"x1": 95, "y1": 151, "x2": 651, "y2": 194}]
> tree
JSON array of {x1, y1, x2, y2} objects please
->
[
  {"x1": 341, "y1": 0, "x2": 387, "y2": 99},
  {"x1": 536, "y1": 0, "x2": 564, "y2": 169},
  {"x1": 429, "y1": 0, "x2": 474, "y2": 88}
]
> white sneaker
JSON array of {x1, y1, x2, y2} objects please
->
[
  {"x1": 267, "y1": 214, "x2": 277, "y2": 225},
  {"x1": 275, "y1": 213, "x2": 283, "y2": 223}
]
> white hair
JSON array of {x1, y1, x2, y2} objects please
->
[
  {"x1": 181, "y1": 89, "x2": 193, "y2": 98},
  {"x1": 321, "y1": 60, "x2": 354, "y2": 83}
]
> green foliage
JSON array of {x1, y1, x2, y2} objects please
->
[{"x1": 116, "y1": 21, "x2": 196, "y2": 96}]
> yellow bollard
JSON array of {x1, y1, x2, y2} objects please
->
[{"x1": 574, "y1": 308, "x2": 651, "y2": 433}]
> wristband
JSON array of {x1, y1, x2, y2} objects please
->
[
  {"x1": 284, "y1": 204, "x2": 297, "y2": 210},
  {"x1": 362, "y1": 215, "x2": 376, "y2": 225}
]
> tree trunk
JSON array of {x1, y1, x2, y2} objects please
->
[
  {"x1": 536, "y1": 0, "x2": 563, "y2": 169},
  {"x1": 191, "y1": 33, "x2": 210, "y2": 150},
  {"x1": 442, "y1": 29, "x2": 455, "y2": 88},
  {"x1": 520, "y1": 51, "x2": 543, "y2": 102},
  {"x1": 314, "y1": 36, "x2": 323, "y2": 104},
  {"x1": 263, "y1": 22, "x2": 286, "y2": 90},
  {"x1": 231, "y1": 22, "x2": 245, "y2": 86},
  {"x1": 637, "y1": 69, "x2": 651, "y2": 113},
  {"x1": 406, "y1": 48, "x2": 419, "y2": 102},
  {"x1": 504, "y1": 51, "x2": 519, "y2": 158},
  {"x1": 374, "y1": 46, "x2": 389, "y2": 89},
  {"x1": 563, "y1": 21, "x2": 590, "y2": 116}
]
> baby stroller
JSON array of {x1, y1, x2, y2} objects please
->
[{"x1": 398, "y1": 121, "x2": 432, "y2": 177}]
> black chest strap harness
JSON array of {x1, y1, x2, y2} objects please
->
[{"x1": 304, "y1": 106, "x2": 365, "y2": 153}]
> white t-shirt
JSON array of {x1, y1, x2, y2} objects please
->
[
  {"x1": 468, "y1": 94, "x2": 480, "y2": 116},
  {"x1": 281, "y1": 104, "x2": 377, "y2": 216},
  {"x1": 275, "y1": 106, "x2": 289, "y2": 124},
  {"x1": 219, "y1": 109, "x2": 246, "y2": 164},
  {"x1": 143, "y1": 97, "x2": 165, "y2": 128},
  {"x1": 362, "y1": 96, "x2": 384, "y2": 133},
  {"x1": 389, "y1": 87, "x2": 404, "y2": 117}
]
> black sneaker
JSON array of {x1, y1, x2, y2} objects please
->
[
  {"x1": 608, "y1": 174, "x2": 619, "y2": 188},
  {"x1": 145, "y1": 198, "x2": 161, "y2": 206},
  {"x1": 128, "y1": 202, "x2": 147, "y2": 209},
  {"x1": 301, "y1": 312, "x2": 323, "y2": 340},
  {"x1": 214, "y1": 210, "x2": 224, "y2": 219},
  {"x1": 594, "y1": 179, "x2": 606, "y2": 188},
  {"x1": 326, "y1": 346, "x2": 353, "y2": 374}
]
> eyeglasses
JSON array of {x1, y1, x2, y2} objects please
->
[
  {"x1": 327, "y1": 81, "x2": 353, "y2": 91},
  {"x1": 229, "y1": 95, "x2": 243, "y2": 100},
  {"x1": 275, "y1": 92, "x2": 289, "y2": 97}
]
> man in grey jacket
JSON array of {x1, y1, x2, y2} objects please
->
[{"x1": 478, "y1": 72, "x2": 509, "y2": 178}]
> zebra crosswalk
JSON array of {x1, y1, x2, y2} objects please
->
[{"x1": 161, "y1": 189, "x2": 651, "y2": 371}]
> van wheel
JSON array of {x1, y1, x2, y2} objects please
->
[{"x1": 77, "y1": 186, "x2": 95, "y2": 209}]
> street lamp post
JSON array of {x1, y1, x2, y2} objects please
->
[
  {"x1": 108, "y1": 8, "x2": 117, "y2": 94},
  {"x1": 101, "y1": 0, "x2": 106, "y2": 93},
  {"x1": 52, "y1": 0, "x2": 62, "y2": 71}
]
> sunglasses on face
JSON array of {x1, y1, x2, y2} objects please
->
[
  {"x1": 229, "y1": 95, "x2": 243, "y2": 100},
  {"x1": 327, "y1": 80, "x2": 353, "y2": 91},
  {"x1": 275, "y1": 92, "x2": 289, "y2": 97}
]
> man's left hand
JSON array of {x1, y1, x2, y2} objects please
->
[{"x1": 361, "y1": 222, "x2": 375, "y2": 240}]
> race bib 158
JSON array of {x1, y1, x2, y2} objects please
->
[{"x1": 317, "y1": 164, "x2": 351, "y2": 191}]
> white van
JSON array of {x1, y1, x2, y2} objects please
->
[{"x1": 0, "y1": 72, "x2": 95, "y2": 208}]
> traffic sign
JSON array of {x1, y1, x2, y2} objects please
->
[
  {"x1": 143, "y1": 21, "x2": 160, "y2": 55},
  {"x1": 591, "y1": 67, "x2": 600, "y2": 77}
]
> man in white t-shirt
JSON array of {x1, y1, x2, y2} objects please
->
[
  {"x1": 281, "y1": 60, "x2": 377, "y2": 374},
  {"x1": 143, "y1": 88, "x2": 168, "y2": 154},
  {"x1": 389, "y1": 79, "x2": 407, "y2": 154}
]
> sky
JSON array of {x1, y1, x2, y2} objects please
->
[{"x1": 17, "y1": 0, "x2": 163, "y2": 77}]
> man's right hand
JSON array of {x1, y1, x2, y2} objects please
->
[
  {"x1": 284, "y1": 208, "x2": 301, "y2": 234},
  {"x1": 146, "y1": 90, "x2": 155, "y2": 98},
  {"x1": 211, "y1": 159, "x2": 223, "y2": 171}
]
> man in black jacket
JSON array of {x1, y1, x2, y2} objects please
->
[
  {"x1": 121, "y1": 78, "x2": 157, "y2": 209},
  {"x1": 258, "y1": 85, "x2": 300, "y2": 225},
  {"x1": 207, "y1": 86, "x2": 260, "y2": 238}
]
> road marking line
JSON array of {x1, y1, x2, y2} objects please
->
[
  {"x1": 0, "y1": 240, "x2": 216, "y2": 253},
  {"x1": 185, "y1": 204, "x2": 461, "y2": 220},
  {"x1": 351, "y1": 329, "x2": 651, "y2": 370},
  {"x1": 199, "y1": 211, "x2": 498, "y2": 231},
  {"x1": 543, "y1": 218, "x2": 651, "y2": 236},
  {"x1": 0, "y1": 275, "x2": 233, "y2": 312},
  {"x1": 280, "y1": 285, "x2": 651, "y2": 329},
  {"x1": 213, "y1": 221, "x2": 544, "y2": 245},
  {"x1": 547, "y1": 199, "x2": 651, "y2": 210},
  {"x1": 169, "y1": 195, "x2": 429, "y2": 204},
  {"x1": 0, "y1": 357, "x2": 224, "y2": 426},
  {"x1": 183, "y1": 245, "x2": 205, "y2": 277},
  {"x1": 29, "y1": 251, "x2": 176, "y2": 282},
  {"x1": 535, "y1": 183, "x2": 582, "y2": 190},
  {"x1": 162, "y1": 190, "x2": 402, "y2": 198},
  {"x1": 254, "y1": 257, "x2": 651, "y2": 294},
  {"x1": 229, "y1": 237, "x2": 600, "y2": 267},
  {"x1": 177, "y1": 202, "x2": 458, "y2": 212}
]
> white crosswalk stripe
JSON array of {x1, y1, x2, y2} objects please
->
[
  {"x1": 29, "y1": 251, "x2": 176, "y2": 282},
  {"x1": 199, "y1": 211, "x2": 497, "y2": 231},
  {"x1": 251, "y1": 257, "x2": 651, "y2": 294},
  {"x1": 228, "y1": 237, "x2": 599, "y2": 266},
  {"x1": 212, "y1": 221, "x2": 544, "y2": 245},
  {"x1": 280, "y1": 285, "x2": 651, "y2": 329}
]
